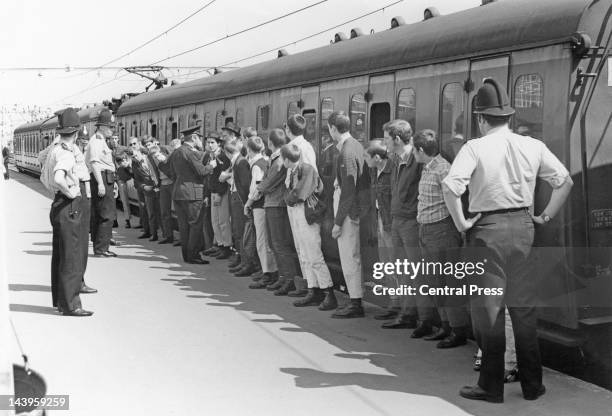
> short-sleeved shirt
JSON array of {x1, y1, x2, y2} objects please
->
[
  {"x1": 85, "y1": 132, "x2": 116, "y2": 173},
  {"x1": 417, "y1": 154, "x2": 452, "y2": 224},
  {"x1": 443, "y1": 126, "x2": 572, "y2": 213},
  {"x1": 45, "y1": 143, "x2": 79, "y2": 194},
  {"x1": 73, "y1": 145, "x2": 90, "y2": 181}
]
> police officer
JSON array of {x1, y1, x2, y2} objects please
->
[
  {"x1": 165, "y1": 125, "x2": 211, "y2": 264},
  {"x1": 85, "y1": 108, "x2": 118, "y2": 257},
  {"x1": 46, "y1": 108, "x2": 93, "y2": 317},
  {"x1": 443, "y1": 78, "x2": 573, "y2": 402}
]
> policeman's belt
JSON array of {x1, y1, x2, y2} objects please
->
[{"x1": 478, "y1": 207, "x2": 529, "y2": 216}]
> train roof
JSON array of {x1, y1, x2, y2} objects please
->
[
  {"x1": 117, "y1": 0, "x2": 595, "y2": 116},
  {"x1": 13, "y1": 105, "x2": 108, "y2": 134}
]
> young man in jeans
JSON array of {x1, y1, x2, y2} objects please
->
[
  {"x1": 381, "y1": 119, "x2": 435, "y2": 336},
  {"x1": 413, "y1": 129, "x2": 468, "y2": 348},
  {"x1": 328, "y1": 111, "x2": 368, "y2": 319}
]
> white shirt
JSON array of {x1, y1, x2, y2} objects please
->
[
  {"x1": 85, "y1": 132, "x2": 115, "y2": 173},
  {"x1": 248, "y1": 153, "x2": 264, "y2": 201},
  {"x1": 289, "y1": 135, "x2": 317, "y2": 171},
  {"x1": 443, "y1": 126, "x2": 572, "y2": 213},
  {"x1": 45, "y1": 142, "x2": 79, "y2": 194}
]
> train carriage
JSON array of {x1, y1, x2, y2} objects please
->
[{"x1": 116, "y1": 0, "x2": 612, "y2": 385}]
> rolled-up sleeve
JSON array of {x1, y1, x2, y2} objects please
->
[
  {"x1": 442, "y1": 144, "x2": 477, "y2": 197},
  {"x1": 85, "y1": 139, "x2": 102, "y2": 170},
  {"x1": 538, "y1": 143, "x2": 572, "y2": 188},
  {"x1": 54, "y1": 150, "x2": 75, "y2": 174}
]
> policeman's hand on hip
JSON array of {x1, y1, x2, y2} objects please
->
[
  {"x1": 66, "y1": 185, "x2": 79, "y2": 199},
  {"x1": 98, "y1": 184, "x2": 106, "y2": 197},
  {"x1": 457, "y1": 213, "x2": 482, "y2": 233}
]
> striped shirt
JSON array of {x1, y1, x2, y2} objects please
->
[{"x1": 417, "y1": 154, "x2": 451, "y2": 225}]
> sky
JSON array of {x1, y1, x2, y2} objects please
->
[{"x1": 0, "y1": 0, "x2": 480, "y2": 110}]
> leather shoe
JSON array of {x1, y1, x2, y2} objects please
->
[
  {"x1": 80, "y1": 285, "x2": 98, "y2": 294},
  {"x1": 524, "y1": 385, "x2": 545, "y2": 401},
  {"x1": 235, "y1": 267, "x2": 257, "y2": 277},
  {"x1": 188, "y1": 258, "x2": 210, "y2": 265},
  {"x1": 149, "y1": 234, "x2": 159, "y2": 242},
  {"x1": 228, "y1": 255, "x2": 241, "y2": 268},
  {"x1": 138, "y1": 233, "x2": 151, "y2": 239},
  {"x1": 437, "y1": 332, "x2": 467, "y2": 349},
  {"x1": 215, "y1": 247, "x2": 232, "y2": 260},
  {"x1": 459, "y1": 385, "x2": 503, "y2": 403},
  {"x1": 158, "y1": 238, "x2": 173, "y2": 244},
  {"x1": 374, "y1": 308, "x2": 400, "y2": 321},
  {"x1": 318, "y1": 288, "x2": 338, "y2": 311},
  {"x1": 267, "y1": 279, "x2": 285, "y2": 291},
  {"x1": 274, "y1": 280, "x2": 295, "y2": 296},
  {"x1": 382, "y1": 314, "x2": 417, "y2": 329},
  {"x1": 203, "y1": 246, "x2": 220, "y2": 256},
  {"x1": 62, "y1": 308, "x2": 94, "y2": 317},
  {"x1": 331, "y1": 300, "x2": 365, "y2": 319},
  {"x1": 411, "y1": 321, "x2": 433, "y2": 338},
  {"x1": 173, "y1": 241, "x2": 181, "y2": 246},
  {"x1": 293, "y1": 289, "x2": 325, "y2": 307},
  {"x1": 228, "y1": 264, "x2": 243, "y2": 273},
  {"x1": 287, "y1": 289, "x2": 308, "y2": 297},
  {"x1": 94, "y1": 250, "x2": 117, "y2": 258},
  {"x1": 424, "y1": 327, "x2": 450, "y2": 341}
]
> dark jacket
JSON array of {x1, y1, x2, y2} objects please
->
[
  {"x1": 131, "y1": 155, "x2": 160, "y2": 191},
  {"x1": 168, "y1": 143, "x2": 210, "y2": 201},
  {"x1": 335, "y1": 136, "x2": 367, "y2": 226},
  {"x1": 258, "y1": 151, "x2": 287, "y2": 208},
  {"x1": 372, "y1": 157, "x2": 394, "y2": 232},
  {"x1": 208, "y1": 151, "x2": 231, "y2": 195},
  {"x1": 390, "y1": 151, "x2": 422, "y2": 220},
  {"x1": 232, "y1": 154, "x2": 251, "y2": 204}
]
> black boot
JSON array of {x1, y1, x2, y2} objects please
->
[
  {"x1": 411, "y1": 321, "x2": 434, "y2": 338},
  {"x1": 274, "y1": 279, "x2": 295, "y2": 296},
  {"x1": 293, "y1": 288, "x2": 325, "y2": 307},
  {"x1": 331, "y1": 298, "x2": 364, "y2": 319},
  {"x1": 267, "y1": 276, "x2": 285, "y2": 291},
  {"x1": 424, "y1": 321, "x2": 451, "y2": 341},
  {"x1": 318, "y1": 287, "x2": 338, "y2": 311},
  {"x1": 249, "y1": 272, "x2": 277, "y2": 289},
  {"x1": 228, "y1": 254, "x2": 241, "y2": 268}
]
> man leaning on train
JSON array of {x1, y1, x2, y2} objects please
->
[{"x1": 442, "y1": 78, "x2": 573, "y2": 403}]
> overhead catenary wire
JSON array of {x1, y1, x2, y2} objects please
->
[
  {"x1": 50, "y1": 0, "x2": 329, "y2": 105},
  {"x1": 185, "y1": 0, "x2": 405, "y2": 78},
  {"x1": 50, "y1": 0, "x2": 402, "y2": 106},
  {"x1": 149, "y1": 0, "x2": 329, "y2": 65},
  {"x1": 67, "y1": 0, "x2": 219, "y2": 79}
]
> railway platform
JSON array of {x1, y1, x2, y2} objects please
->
[{"x1": 4, "y1": 170, "x2": 612, "y2": 416}]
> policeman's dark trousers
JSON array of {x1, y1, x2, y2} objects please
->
[
  {"x1": 466, "y1": 210, "x2": 542, "y2": 398},
  {"x1": 78, "y1": 182, "x2": 91, "y2": 284},
  {"x1": 137, "y1": 187, "x2": 150, "y2": 234},
  {"x1": 265, "y1": 207, "x2": 300, "y2": 279},
  {"x1": 419, "y1": 217, "x2": 468, "y2": 328},
  {"x1": 159, "y1": 184, "x2": 174, "y2": 241},
  {"x1": 90, "y1": 174, "x2": 116, "y2": 253},
  {"x1": 174, "y1": 200, "x2": 204, "y2": 262},
  {"x1": 144, "y1": 190, "x2": 161, "y2": 237},
  {"x1": 50, "y1": 193, "x2": 83, "y2": 311}
]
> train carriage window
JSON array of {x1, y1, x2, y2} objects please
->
[
  {"x1": 256, "y1": 105, "x2": 270, "y2": 132},
  {"x1": 236, "y1": 108, "x2": 244, "y2": 129},
  {"x1": 151, "y1": 124, "x2": 157, "y2": 139},
  {"x1": 302, "y1": 109, "x2": 318, "y2": 154},
  {"x1": 350, "y1": 94, "x2": 367, "y2": 143},
  {"x1": 121, "y1": 127, "x2": 126, "y2": 144},
  {"x1": 204, "y1": 112, "x2": 211, "y2": 136},
  {"x1": 396, "y1": 88, "x2": 416, "y2": 130},
  {"x1": 287, "y1": 101, "x2": 299, "y2": 119},
  {"x1": 320, "y1": 98, "x2": 334, "y2": 145},
  {"x1": 440, "y1": 83, "x2": 465, "y2": 162},
  {"x1": 514, "y1": 74, "x2": 544, "y2": 140},
  {"x1": 171, "y1": 122, "x2": 178, "y2": 140},
  {"x1": 216, "y1": 111, "x2": 224, "y2": 132}
]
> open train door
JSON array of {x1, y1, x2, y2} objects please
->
[{"x1": 466, "y1": 56, "x2": 510, "y2": 140}]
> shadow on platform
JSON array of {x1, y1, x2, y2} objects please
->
[
  {"x1": 10, "y1": 284, "x2": 51, "y2": 292},
  {"x1": 10, "y1": 303, "x2": 57, "y2": 316}
]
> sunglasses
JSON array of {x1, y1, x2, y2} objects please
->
[{"x1": 129, "y1": 142, "x2": 139, "y2": 146}]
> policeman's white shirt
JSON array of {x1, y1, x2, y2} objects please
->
[
  {"x1": 85, "y1": 132, "x2": 115, "y2": 173},
  {"x1": 443, "y1": 125, "x2": 572, "y2": 213},
  {"x1": 45, "y1": 142, "x2": 79, "y2": 195}
]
